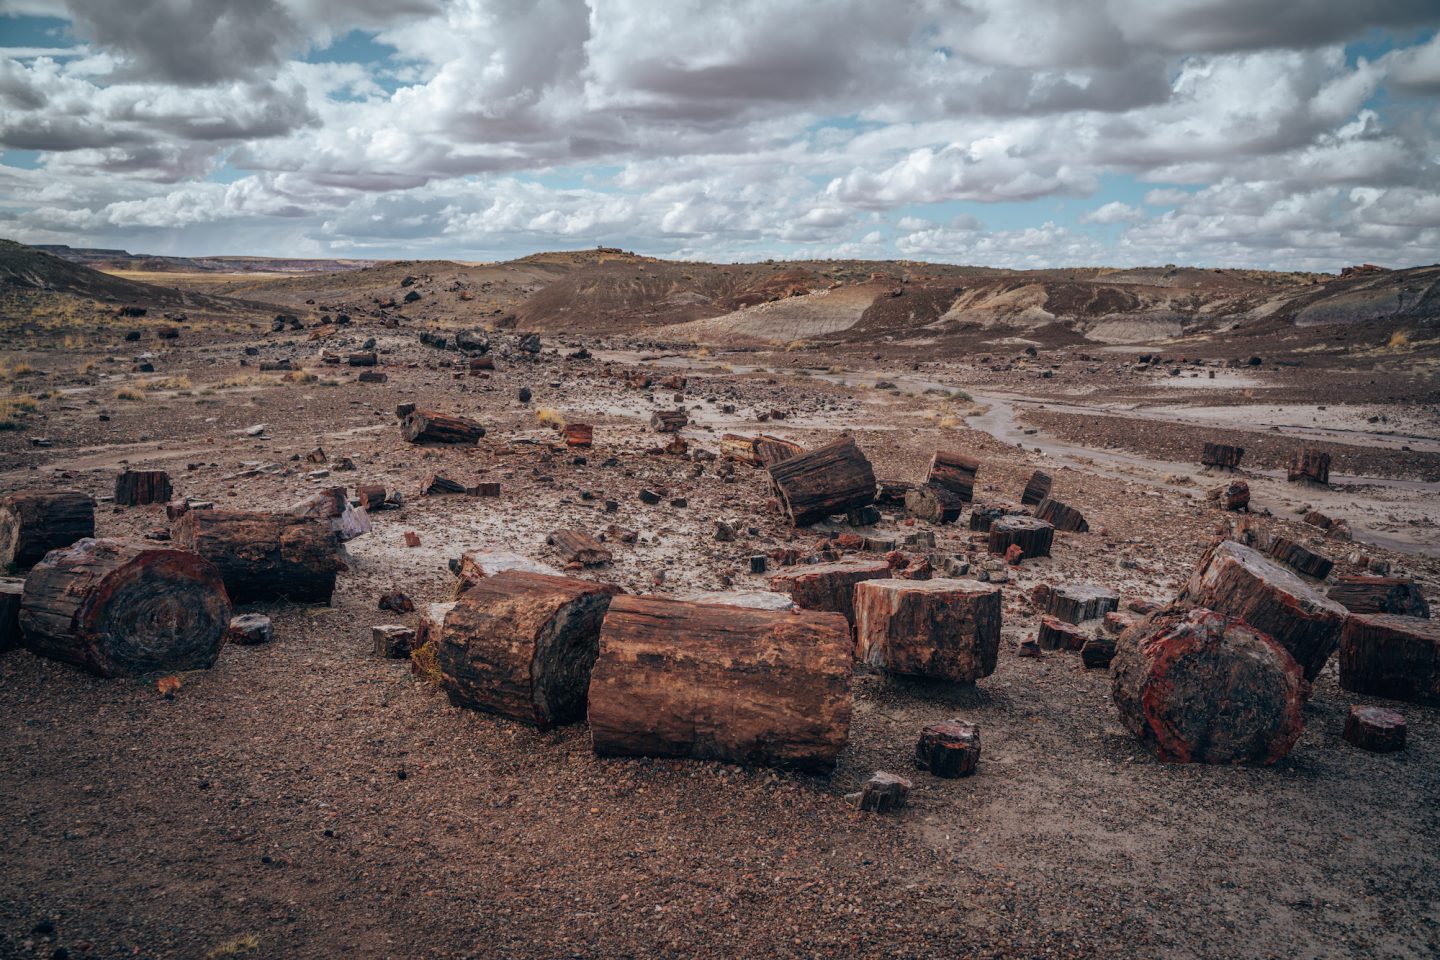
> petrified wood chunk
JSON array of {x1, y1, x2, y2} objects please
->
[
  {"x1": 172, "y1": 510, "x2": 344, "y2": 603},
  {"x1": 720, "y1": 433, "x2": 760, "y2": 465},
  {"x1": 768, "y1": 436, "x2": 876, "y2": 526},
  {"x1": 874, "y1": 479, "x2": 915, "y2": 507},
  {"x1": 1265, "y1": 536, "x2": 1333, "y2": 580},
  {"x1": 1176, "y1": 540, "x2": 1348, "y2": 683},
  {"x1": 401, "y1": 409, "x2": 485, "y2": 445},
  {"x1": 1342, "y1": 705, "x2": 1406, "y2": 753},
  {"x1": 0, "y1": 577, "x2": 22, "y2": 651},
  {"x1": 1208, "y1": 479, "x2": 1250, "y2": 512},
  {"x1": 1034, "y1": 497, "x2": 1088, "y2": 534},
  {"x1": 437, "y1": 571, "x2": 622, "y2": 729},
  {"x1": 1328, "y1": 576, "x2": 1430, "y2": 618},
  {"x1": 0, "y1": 491, "x2": 95, "y2": 569},
  {"x1": 114, "y1": 470, "x2": 172, "y2": 506},
  {"x1": 289, "y1": 486, "x2": 369, "y2": 542},
  {"x1": 1033, "y1": 583, "x2": 1120, "y2": 624},
  {"x1": 421, "y1": 473, "x2": 468, "y2": 496},
  {"x1": 650, "y1": 409, "x2": 688, "y2": 433},
  {"x1": 226, "y1": 613, "x2": 272, "y2": 645},
  {"x1": 926, "y1": 450, "x2": 979, "y2": 502},
  {"x1": 373, "y1": 624, "x2": 417, "y2": 659},
  {"x1": 915, "y1": 721, "x2": 980, "y2": 778},
  {"x1": 1111, "y1": 608, "x2": 1307, "y2": 765},
  {"x1": 588, "y1": 596, "x2": 852, "y2": 772},
  {"x1": 905, "y1": 483, "x2": 965, "y2": 524},
  {"x1": 1037, "y1": 615, "x2": 1088, "y2": 651},
  {"x1": 987, "y1": 516, "x2": 1054, "y2": 560},
  {"x1": 19, "y1": 538, "x2": 231, "y2": 678},
  {"x1": 1080, "y1": 634, "x2": 1116, "y2": 668},
  {"x1": 767, "y1": 558, "x2": 892, "y2": 627},
  {"x1": 855, "y1": 772, "x2": 911, "y2": 812},
  {"x1": 1338, "y1": 613, "x2": 1440, "y2": 706},
  {"x1": 1201, "y1": 442, "x2": 1244, "y2": 469},
  {"x1": 754, "y1": 435, "x2": 804, "y2": 468},
  {"x1": 969, "y1": 502, "x2": 1020, "y2": 532},
  {"x1": 548, "y1": 529, "x2": 612, "y2": 566},
  {"x1": 854, "y1": 578, "x2": 1001, "y2": 683},
  {"x1": 1288, "y1": 447, "x2": 1331, "y2": 485},
  {"x1": 1021, "y1": 470, "x2": 1052, "y2": 507},
  {"x1": 563, "y1": 423, "x2": 593, "y2": 448}
]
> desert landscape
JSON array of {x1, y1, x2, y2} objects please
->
[{"x1": 0, "y1": 238, "x2": 1437, "y2": 959}]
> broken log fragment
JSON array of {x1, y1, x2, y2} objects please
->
[
  {"x1": 437, "y1": 571, "x2": 622, "y2": 728},
  {"x1": 1034, "y1": 498, "x2": 1088, "y2": 534},
  {"x1": 915, "y1": 721, "x2": 980, "y2": 778},
  {"x1": 1081, "y1": 633, "x2": 1116, "y2": 668},
  {"x1": 0, "y1": 577, "x2": 22, "y2": 651},
  {"x1": 1342, "y1": 705, "x2": 1406, "y2": 752},
  {"x1": 874, "y1": 480, "x2": 915, "y2": 508},
  {"x1": 1201, "y1": 442, "x2": 1244, "y2": 469},
  {"x1": 347, "y1": 352, "x2": 377, "y2": 367},
  {"x1": 357, "y1": 484, "x2": 387, "y2": 510},
  {"x1": 1176, "y1": 540, "x2": 1348, "y2": 683},
  {"x1": 904, "y1": 483, "x2": 964, "y2": 524},
  {"x1": 926, "y1": 450, "x2": 979, "y2": 502},
  {"x1": 1208, "y1": 479, "x2": 1250, "y2": 512},
  {"x1": 1037, "y1": 615, "x2": 1088, "y2": 651},
  {"x1": 968, "y1": 502, "x2": 1020, "y2": 532},
  {"x1": 422, "y1": 473, "x2": 468, "y2": 496},
  {"x1": 373, "y1": 624, "x2": 417, "y2": 660},
  {"x1": 987, "y1": 516, "x2": 1053, "y2": 560},
  {"x1": 289, "y1": 486, "x2": 369, "y2": 542},
  {"x1": 0, "y1": 491, "x2": 95, "y2": 568},
  {"x1": 1111, "y1": 608, "x2": 1307, "y2": 765},
  {"x1": 1033, "y1": 582, "x2": 1119, "y2": 624},
  {"x1": 1265, "y1": 536, "x2": 1333, "y2": 579},
  {"x1": 855, "y1": 772, "x2": 911, "y2": 812},
  {"x1": 114, "y1": 470, "x2": 172, "y2": 506},
  {"x1": 650, "y1": 409, "x2": 688, "y2": 433},
  {"x1": 854, "y1": 578, "x2": 1001, "y2": 683},
  {"x1": 754, "y1": 435, "x2": 804, "y2": 467},
  {"x1": 563, "y1": 423, "x2": 593, "y2": 448},
  {"x1": 401, "y1": 409, "x2": 485, "y2": 445},
  {"x1": 172, "y1": 510, "x2": 343, "y2": 604},
  {"x1": 1328, "y1": 576, "x2": 1430, "y2": 618},
  {"x1": 547, "y1": 529, "x2": 613, "y2": 566},
  {"x1": 1288, "y1": 447, "x2": 1331, "y2": 485},
  {"x1": 19, "y1": 538, "x2": 231, "y2": 677},
  {"x1": 588, "y1": 595, "x2": 852, "y2": 772},
  {"x1": 1338, "y1": 614, "x2": 1440, "y2": 706},
  {"x1": 720, "y1": 433, "x2": 761, "y2": 465},
  {"x1": 767, "y1": 558, "x2": 892, "y2": 628},
  {"x1": 227, "y1": 613, "x2": 272, "y2": 645},
  {"x1": 1021, "y1": 470, "x2": 1052, "y2": 507},
  {"x1": 768, "y1": 436, "x2": 876, "y2": 526}
]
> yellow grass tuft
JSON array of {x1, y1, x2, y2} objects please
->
[
  {"x1": 283, "y1": 368, "x2": 318, "y2": 384},
  {"x1": 143, "y1": 375, "x2": 192, "y2": 391},
  {"x1": 114, "y1": 386, "x2": 144, "y2": 401},
  {"x1": 536, "y1": 407, "x2": 566, "y2": 429}
]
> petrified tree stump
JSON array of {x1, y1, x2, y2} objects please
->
[
  {"x1": 1288, "y1": 448, "x2": 1331, "y2": 485},
  {"x1": 1021, "y1": 470, "x2": 1052, "y2": 507},
  {"x1": 926, "y1": 450, "x2": 979, "y2": 502},
  {"x1": 437, "y1": 571, "x2": 622, "y2": 729},
  {"x1": 1338, "y1": 613, "x2": 1440, "y2": 706},
  {"x1": 1033, "y1": 583, "x2": 1119, "y2": 624},
  {"x1": 987, "y1": 516, "x2": 1053, "y2": 560},
  {"x1": 0, "y1": 577, "x2": 22, "y2": 651},
  {"x1": 767, "y1": 558, "x2": 892, "y2": 628},
  {"x1": 114, "y1": 470, "x2": 172, "y2": 506},
  {"x1": 1037, "y1": 615, "x2": 1088, "y2": 651},
  {"x1": 357, "y1": 484, "x2": 388, "y2": 510},
  {"x1": 172, "y1": 510, "x2": 344, "y2": 603},
  {"x1": 854, "y1": 578, "x2": 1001, "y2": 683},
  {"x1": 1201, "y1": 442, "x2": 1244, "y2": 469},
  {"x1": 19, "y1": 538, "x2": 231, "y2": 677},
  {"x1": 1265, "y1": 537, "x2": 1333, "y2": 579},
  {"x1": 1111, "y1": 608, "x2": 1307, "y2": 765},
  {"x1": 1328, "y1": 576, "x2": 1430, "y2": 618},
  {"x1": 1342, "y1": 705, "x2": 1406, "y2": 752},
  {"x1": 1176, "y1": 540, "x2": 1348, "y2": 682},
  {"x1": 401, "y1": 409, "x2": 485, "y2": 445},
  {"x1": 1034, "y1": 497, "x2": 1088, "y2": 533},
  {"x1": 915, "y1": 721, "x2": 980, "y2": 778},
  {"x1": 0, "y1": 491, "x2": 95, "y2": 568},
  {"x1": 767, "y1": 436, "x2": 876, "y2": 526},
  {"x1": 905, "y1": 483, "x2": 965, "y2": 524},
  {"x1": 588, "y1": 596, "x2": 852, "y2": 772}
]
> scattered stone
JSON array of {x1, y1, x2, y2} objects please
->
[
  {"x1": 854, "y1": 772, "x2": 912, "y2": 813},
  {"x1": 915, "y1": 721, "x2": 980, "y2": 778}
]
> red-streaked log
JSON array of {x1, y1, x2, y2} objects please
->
[
  {"x1": 767, "y1": 436, "x2": 876, "y2": 526},
  {"x1": 926, "y1": 450, "x2": 979, "y2": 502},
  {"x1": 563, "y1": 423, "x2": 593, "y2": 448},
  {"x1": 1342, "y1": 705, "x2": 1406, "y2": 752},
  {"x1": 0, "y1": 491, "x2": 95, "y2": 568},
  {"x1": 1265, "y1": 536, "x2": 1333, "y2": 579},
  {"x1": 987, "y1": 516, "x2": 1053, "y2": 559},
  {"x1": 1037, "y1": 615, "x2": 1088, "y2": 651},
  {"x1": 753, "y1": 435, "x2": 804, "y2": 468},
  {"x1": 1021, "y1": 470, "x2": 1052, "y2": 507},
  {"x1": 915, "y1": 721, "x2": 980, "y2": 778},
  {"x1": 1288, "y1": 447, "x2": 1331, "y2": 485},
  {"x1": 854, "y1": 578, "x2": 1001, "y2": 683},
  {"x1": 1034, "y1": 497, "x2": 1088, "y2": 534},
  {"x1": 1338, "y1": 613, "x2": 1440, "y2": 706}
]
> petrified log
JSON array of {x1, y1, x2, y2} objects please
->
[
  {"x1": 968, "y1": 502, "x2": 1020, "y2": 532},
  {"x1": 347, "y1": 352, "x2": 377, "y2": 367},
  {"x1": 548, "y1": 529, "x2": 612, "y2": 566},
  {"x1": 855, "y1": 772, "x2": 911, "y2": 812},
  {"x1": 926, "y1": 450, "x2": 979, "y2": 502},
  {"x1": 754, "y1": 435, "x2": 804, "y2": 468},
  {"x1": 720, "y1": 433, "x2": 761, "y2": 465},
  {"x1": 1176, "y1": 540, "x2": 1348, "y2": 682},
  {"x1": 874, "y1": 479, "x2": 915, "y2": 507},
  {"x1": 1033, "y1": 582, "x2": 1119, "y2": 624},
  {"x1": 1208, "y1": 479, "x2": 1250, "y2": 512},
  {"x1": 767, "y1": 558, "x2": 892, "y2": 627},
  {"x1": 987, "y1": 516, "x2": 1053, "y2": 560},
  {"x1": 0, "y1": 491, "x2": 95, "y2": 568},
  {"x1": 1303, "y1": 510, "x2": 1333, "y2": 529},
  {"x1": 1328, "y1": 576, "x2": 1430, "y2": 618},
  {"x1": 289, "y1": 486, "x2": 369, "y2": 542},
  {"x1": 19, "y1": 538, "x2": 231, "y2": 677},
  {"x1": 114, "y1": 470, "x2": 172, "y2": 506},
  {"x1": 1021, "y1": 470, "x2": 1052, "y2": 507},
  {"x1": 452, "y1": 549, "x2": 561, "y2": 598},
  {"x1": 0, "y1": 577, "x2": 22, "y2": 651},
  {"x1": 1037, "y1": 615, "x2": 1088, "y2": 651},
  {"x1": 1034, "y1": 497, "x2": 1088, "y2": 534},
  {"x1": 401, "y1": 409, "x2": 485, "y2": 445},
  {"x1": 1338, "y1": 614, "x2": 1440, "y2": 706},
  {"x1": 1111, "y1": 608, "x2": 1307, "y2": 765},
  {"x1": 468, "y1": 355, "x2": 495, "y2": 373},
  {"x1": 1265, "y1": 536, "x2": 1333, "y2": 580},
  {"x1": 421, "y1": 473, "x2": 467, "y2": 496},
  {"x1": 904, "y1": 483, "x2": 964, "y2": 524},
  {"x1": 854, "y1": 578, "x2": 1001, "y2": 683},
  {"x1": 357, "y1": 370, "x2": 387, "y2": 383},
  {"x1": 1081, "y1": 633, "x2": 1116, "y2": 668},
  {"x1": 1288, "y1": 447, "x2": 1331, "y2": 485},
  {"x1": 1342, "y1": 705, "x2": 1406, "y2": 752},
  {"x1": 588, "y1": 595, "x2": 852, "y2": 772},
  {"x1": 373, "y1": 624, "x2": 417, "y2": 659},
  {"x1": 563, "y1": 423, "x2": 593, "y2": 448},
  {"x1": 768, "y1": 436, "x2": 876, "y2": 526},
  {"x1": 650, "y1": 409, "x2": 688, "y2": 433},
  {"x1": 357, "y1": 484, "x2": 387, "y2": 510},
  {"x1": 1201, "y1": 442, "x2": 1244, "y2": 469},
  {"x1": 437, "y1": 571, "x2": 621, "y2": 728},
  {"x1": 172, "y1": 510, "x2": 343, "y2": 603},
  {"x1": 915, "y1": 721, "x2": 980, "y2": 778}
]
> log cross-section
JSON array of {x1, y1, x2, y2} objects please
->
[
  {"x1": 0, "y1": 490, "x2": 95, "y2": 569},
  {"x1": 854, "y1": 578, "x2": 1001, "y2": 683},
  {"x1": 767, "y1": 436, "x2": 876, "y2": 526}
]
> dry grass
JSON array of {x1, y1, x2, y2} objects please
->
[
  {"x1": 283, "y1": 368, "x2": 319, "y2": 384},
  {"x1": 0, "y1": 394, "x2": 39, "y2": 429},
  {"x1": 1389, "y1": 330, "x2": 1411, "y2": 350},
  {"x1": 143, "y1": 375, "x2": 193, "y2": 391},
  {"x1": 114, "y1": 386, "x2": 145, "y2": 401},
  {"x1": 219, "y1": 374, "x2": 282, "y2": 388},
  {"x1": 536, "y1": 407, "x2": 566, "y2": 429}
]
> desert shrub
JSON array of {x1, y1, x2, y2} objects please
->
[
  {"x1": 114, "y1": 386, "x2": 144, "y2": 401},
  {"x1": 536, "y1": 407, "x2": 565, "y2": 429}
]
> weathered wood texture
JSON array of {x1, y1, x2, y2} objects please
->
[
  {"x1": 1201, "y1": 442, "x2": 1244, "y2": 469},
  {"x1": 1288, "y1": 448, "x2": 1331, "y2": 485},
  {"x1": 904, "y1": 483, "x2": 964, "y2": 524},
  {"x1": 1111, "y1": 608, "x2": 1307, "y2": 765},
  {"x1": 1338, "y1": 613, "x2": 1440, "y2": 706},
  {"x1": 1209, "y1": 479, "x2": 1250, "y2": 512},
  {"x1": 563, "y1": 423, "x2": 593, "y2": 448},
  {"x1": 436, "y1": 571, "x2": 622, "y2": 728},
  {"x1": 968, "y1": 503, "x2": 1021, "y2": 532},
  {"x1": 0, "y1": 577, "x2": 22, "y2": 651},
  {"x1": 289, "y1": 486, "x2": 370, "y2": 542},
  {"x1": 0, "y1": 491, "x2": 95, "y2": 568},
  {"x1": 172, "y1": 510, "x2": 343, "y2": 603},
  {"x1": 1021, "y1": 471, "x2": 1052, "y2": 507},
  {"x1": 1034, "y1": 498, "x2": 1088, "y2": 534},
  {"x1": 987, "y1": 516, "x2": 1054, "y2": 560},
  {"x1": 874, "y1": 480, "x2": 915, "y2": 508},
  {"x1": 1033, "y1": 583, "x2": 1119, "y2": 624},
  {"x1": 1328, "y1": 576, "x2": 1430, "y2": 618},
  {"x1": 767, "y1": 436, "x2": 876, "y2": 526},
  {"x1": 650, "y1": 409, "x2": 689, "y2": 433},
  {"x1": 753, "y1": 435, "x2": 805, "y2": 468},
  {"x1": 588, "y1": 595, "x2": 852, "y2": 772},
  {"x1": 421, "y1": 474, "x2": 468, "y2": 496},
  {"x1": 1342, "y1": 705, "x2": 1406, "y2": 752},
  {"x1": 926, "y1": 450, "x2": 979, "y2": 502},
  {"x1": 1176, "y1": 539, "x2": 1348, "y2": 683},
  {"x1": 720, "y1": 434, "x2": 761, "y2": 465},
  {"x1": 767, "y1": 558, "x2": 892, "y2": 627},
  {"x1": 548, "y1": 529, "x2": 612, "y2": 566},
  {"x1": 1265, "y1": 536, "x2": 1333, "y2": 579},
  {"x1": 854, "y1": 578, "x2": 1001, "y2": 683},
  {"x1": 19, "y1": 538, "x2": 231, "y2": 677},
  {"x1": 856, "y1": 772, "x2": 911, "y2": 812},
  {"x1": 1037, "y1": 615, "x2": 1088, "y2": 651},
  {"x1": 114, "y1": 470, "x2": 172, "y2": 506},
  {"x1": 401, "y1": 409, "x2": 485, "y2": 445},
  {"x1": 915, "y1": 721, "x2": 980, "y2": 778}
]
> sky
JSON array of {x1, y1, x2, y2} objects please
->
[{"x1": 0, "y1": 1, "x2": 1438, "y2": 271}]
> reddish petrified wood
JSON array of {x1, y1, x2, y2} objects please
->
[
  {"x1": 1111, "y1": 608, "x2": 1308, "y2": 765},
  {"x1": 1201, "y1": 442, "x2": 1244, "y2": 469},
  {"x1": 172, "y1": 510, "x2": 343, "y2": 603},
  {"x1": 1338, "y1": 613, "x2": 1440, "y2": 706},
  {"x1": 1342, "y1": 705, "x2": 1406, "y2": 752},
  {"x1": 767, "y1": 558, "x2": 892, "y2": 628},
  {"x1": 1034, "y1": 497, "x2": 1088, "y2": 534},
  {"x1": 401, "y1": 409, "x2": 485, "y2": 445},
  {"x1": 357, "y1": 484, "x2": 388, "y2": 510},
  {"x1": 563, "y1": 423, "x2": 593, "y2": 448},
  {"x1": 1176, "y1": 540, "x2": 1348, "y2": 683},
  {"x1": 926, "y1": 450, "x2": 979, "y2": 502},
  {"x1": 754, "y1": 435, "x2": 805, "y2": 468},
  {"x1": 1037, "y1": 615, "x2": 1088, "y2": 651},
  {"x1": 114, "y1": 470, "x2": 172, "y2": 506},
  {"x1": 436, "y1": 571, "x2": 622, "y2": 729},
  {"x1": 0, "y1": 491, "x2": 95, "y2": 569},
  {"x1": 19, "y1": 538, "x2": 231, "y2": 678},
  {"x1": 905, "y1": 483, "x2": 965, "y2": 524},
  {"x1": 1328, "y1": 576, "x2": 1430, "y2": 618},
  {"x1": 650, "y1": 409, "x2": 688, "y2": 433},
  {"x1": 588, "y1": 595, "x2": 852, "y2": 772},
  {"x1": 915, "y1": 721, "x2": 980, "y2": 778},
  {"x1": 1265, "y1": 536, "x2": 1333, "y2": 580},
  {"x1": 547, "y1": 529, "x2": 612, "y2": 566},
  {"x1": 0, "y1": 577, "x2": 22, "y2": 651},
  {"x1": 1032, "y1": 583, "x2": 1119, "y2": 624},
  {"x1": 988, "y1": 516, "x2": 1053, "y2": 559},
  {"x1": 1288, "y1": 447, "x2": 1331, "y2": 485},
  {"x1": 1021, "y1": 470, "x2": 1052, "y2": 507},
  {"x1": 1209, "y1": 479, "x2": 1250, "y2": 512},
  {"x1": 854, "y1": 578, "x2": 1001, "y2": 683},
  {"x1": 767, "y1": 436, "x2": 876, "y2": 526}
]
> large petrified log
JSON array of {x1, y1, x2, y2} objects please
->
[
  {"x1": 1338, "y1": 614, "x2": 1440, "y2": 706},
  {"x1": 1175, "y1": 539, "x2": 1348, "y2": 682},
  {"x1": 926, "y1": 450, "x2": 979, "y2": 502},
  {"x1": 1034, "y1": 497, "x2": 1088, "y2": 533},
  {"x1": 1033, "y1": 582, "x2": 1119, "y2": 624},
  {"x1": 0, "y1": 577, "x2": 22, "y2": 651},
  {"x1": 1201, "y1": 442, "x2": 1244, "y2": 469},
  {"x1": 854, "y1": 578, "x2": 1001, "y2": 682},
  {"x1": 767, "y1": 436, "x2": 876, "y2": 526},
  {"x1": 1265, "y1": 536, "x2": 1333, "y2": 579},
  {"x1": 172, "y1": 510, "x2": 344, "y2": 603},
  {"x1": 401, "y1": 409, "x2": 485, "y2": 445},
  {"x1": 0, "y1": 491, "x2": 95, "y2": 568},
  {"x1": 767, "y1": 558, "x2": 892, "y2": 627},
  {"x1": 436, "y1": 571, "x2": 622, "y2": 728},
  {"x1": 1111, "y1": 608, "x2": 1307, "y2": 765},
  {"x1": 114, "y1": 470, "x2": 172, "y2": 506},
  {"x1": 588, "y1": 595, "x2": 852, "y2": 772},
  {"x1": 987, "y1": 516, "x2": 1054, "y2": 559},
  {"x1": 19, "y1": 538, "x2": 231, "y2": 677},
  {"x1": 904, "y1": 483, "x2": 965, "y2": 524},
  {"x1": 1021, "y1": 470, "x2": 1052, "y2": 507},
  {"x1": 1288, "y1": 447, "x2": 1331, "y2": 485},
  {"x1": 1328, "y1": 576, "x2": 1430, "y2": 618}
]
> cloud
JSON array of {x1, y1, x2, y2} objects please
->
[{"x1": 1082, "y1": 201, "x2": 1143, "y2": 224}]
